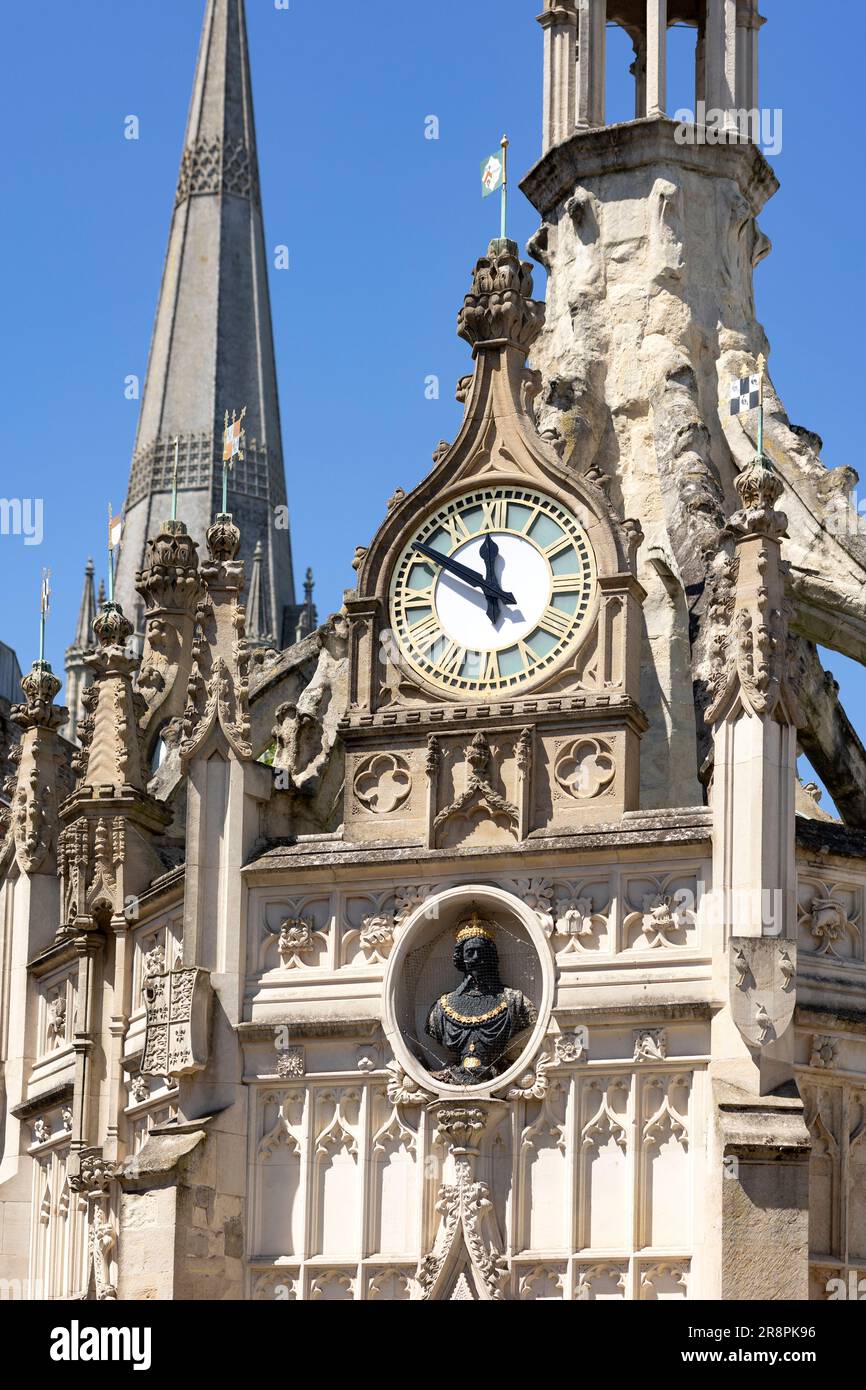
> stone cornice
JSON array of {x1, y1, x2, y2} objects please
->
[
  {"x1": 340, "y1": 692, "x2": 648, "y2": 741},
  {"x1": 244, "y1": 813, "x2": 712, "y2": 879},
  {"x1": 520, "y1": 117, "x2": 780, "y2": 219}
]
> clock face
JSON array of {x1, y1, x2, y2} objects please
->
[{"x1": 389, "y1": 485, "x2": 596, "y2": 695}]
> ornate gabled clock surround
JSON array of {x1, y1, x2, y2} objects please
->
[{"x1": 341, "y1": 238, "x2": 647, "y2": 847}]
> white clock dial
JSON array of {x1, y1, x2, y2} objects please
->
[{"x1": 389, "y1": 485, "x2": 596, "y2": 695}]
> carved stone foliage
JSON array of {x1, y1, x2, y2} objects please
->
[
  {"x1": 729, "y1": 938, "x2": 797, "y2": 1049},
  {"x1": 797, "y1": 877, "x2": 863, "y2": 964},
  {"x1": 508, "y1": 876, "x2": 612, "y2": 954},
  {"x1": 415, "y1": 1158, "x2": 509, "y2": 1302},
  {"x1": 456, "y1": 238, "x2": 545, "y2": 354},
  {"x1": 622, "y1": 873, "x2": 697, "y2": 951},
  {"x1": 810, "y1": 1036, "x2": 839, "y2": 1071},
  {"x1": 352, "y1": 752, "x2": 411, "y2": 814},
  {"x1": 351, "y1": 883, "x2": 434, "y2": 966},
  {"x1": 553, "y1": 737, "x2": 616, "y2": 801},
  {"x1": 261, "y1": 897, "x2": 331, "y2": 972},
  {"x1": 141, "y1": 966, "x2": 211, "y2": 1076}
]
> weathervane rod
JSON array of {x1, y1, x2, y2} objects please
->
[
  {"x1": 38, "y1": 569, "x2": 50, "y2": 663},
  {"x1": 500, "y1": 134, "x2": 509, "y2": 241},
  {"x1": 171, "y1": 437, "x2": 179, "y2": 522}
]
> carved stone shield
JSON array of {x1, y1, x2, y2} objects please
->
[
  {"x1": 729, "y1": 937, "x2": 797, "y2": 1048},
  {"x1": 141, "y1": 966, "x2": 211, "y2": 1076}
]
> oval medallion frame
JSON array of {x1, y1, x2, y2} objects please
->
[{"x1": 383, "y1": 884, "x2": 555, "y2": 1098}]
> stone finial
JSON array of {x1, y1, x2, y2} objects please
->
[
  {"x1": 135, "y1": 518, "x2": 201, "y2": 615},
  {"x1": 205, "y1": 512, "x2": 242, "y2": 567},
  {"x1": 73, "y1": 601, "x2": 146, "y2": 793},
  {"x1": 16, "y1": 660, "x2": 63, "y2": 727},
  {"x1": 730, "y1": 456, "x2": 787, "y2": 539},
  {"x1": 93, "y1": 602, "x2": 134, "y2": 651},
  {"x1": 457, "y1": 239, "x2": 545, "y2": 355},
  {"x1": 8, "y1": 660, "x2": 68, "y2": 874}
]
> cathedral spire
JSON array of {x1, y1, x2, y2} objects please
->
[{"x1": 113, "y1": 0, "x2": 296, "y2": 646}]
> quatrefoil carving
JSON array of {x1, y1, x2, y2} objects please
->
[
  {"x1": 353, "y1": 753, "x2": 412, "y2": 814},
  {"x1": 554, "y1": 738, "x2": 616, "y2": 800}
]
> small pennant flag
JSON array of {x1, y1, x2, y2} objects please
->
[
  {"x1": 481, "y1": 151, "x2": 504, "y2": 198},
  {"x1": 40, "y1": 569, "x2": 51, "y2": 615},
  {"x1": 730, "y1": 373, "x2": 761, "y2": 416},
  {"x1": 108, "y1": 508, "x2": 123, "y2": 550},
  {"x1": 223, "y1": 409, "x2": 246, "y2": 462}
]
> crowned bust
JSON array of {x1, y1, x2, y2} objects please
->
[{"x1": 425, "y1": 909, "x2": 537, "y2": 1085}]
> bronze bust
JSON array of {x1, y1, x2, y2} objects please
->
[{"x1": 425, "y1": 910, "x2": 537, "y2": 1085}]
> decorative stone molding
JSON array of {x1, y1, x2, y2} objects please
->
[
  {"x1": 514, "y1": 877, "x2": 554, "y2": 935},
  {"x1": 554, "y1": 1028, "x2": 587, "y2": 1064},
  {"x1": 175, "y1": 135, "x2": 259, "y2": 207},
  {"x1": 807, "y1": 895, "x2": 860, "y2": 958}
]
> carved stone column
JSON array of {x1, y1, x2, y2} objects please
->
[
  {"x1": 538, "y1": 2, "x2": 578, "y2": 152},
  {"x1": 646, "y1": 0, "x2": 667, "y2": 117},
  {"x1": 705, "y1": 0, "x2": 738, "y2": 129}
]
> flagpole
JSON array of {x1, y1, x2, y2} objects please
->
[
  {"x1": 756, "y1": 352, "x2": 766, "y2": 461},
  {"x1": 500, "y1": 135, "x2": 509, "y2": 241},
  {"x1": 171, "y1": 437, "x2": 179, "y2": 522}
]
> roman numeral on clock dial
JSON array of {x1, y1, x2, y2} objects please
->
[{"x1": 538, "y1": 605, "x2": 574, "y2": 640}]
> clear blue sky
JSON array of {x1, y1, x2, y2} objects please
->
[{"x1": 2, "y1": 0, "x2": 864, "y2": 783}]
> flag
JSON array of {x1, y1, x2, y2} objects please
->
[
  {"x1": 40, "y1": 570, "x2": 50, "y2": 615},
  {"x1": 108, "y1": 508, "x2": 123, "y2": 549},
  {"x1": 481, "y1": 151, "x2": 504, "y2": 197},
  {"x1": 730, "y1": 373, "x2": 761, "y2": 416},
  {"x1": 223, "y1": 410, "x2": 245, "y2": 462}
]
